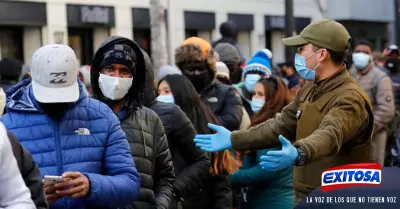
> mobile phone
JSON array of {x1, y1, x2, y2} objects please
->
[{"x1": 44, "y1": 175, "x2": 63, "y2": 184}]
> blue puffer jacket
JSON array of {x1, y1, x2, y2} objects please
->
[{"x1": 1, "y1": 79, "x2": 140, "y2": 209}]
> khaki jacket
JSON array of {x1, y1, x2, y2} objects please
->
[
  {"x1": 350, "y1": 65, "x2": 395, "y2": 132},
  {"x1": 231, "y1": 69, "x2": 374, "y2": 200}
]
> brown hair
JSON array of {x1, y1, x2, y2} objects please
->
[
  {"x1": 203, "y1": 105, "x2": 241, "y2": 175},
  {"x1": 250, "y1": 77, "x2": 293, "y2": 127}
]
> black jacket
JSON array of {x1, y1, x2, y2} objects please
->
[
  {"x1": 149, "y1": 101, "x2": 210, "y2": 199},
  {"x1": 142, "y1": 53, "x2": 210, "y2": 203},
  {"x1": 8, "y1": 132, "x2": 48, "y2": 209},
  {"x1": 200, "y1": 81, "x2": 243, "y2": 131},
  {"x1": 182, "y1": 174, "x2": 232, "y2": 209},
  {"x1": 91, "y1": 36, "x2": 175, "y2": 209},
  {"x1": 119, "y1": 107, "x2": 175, "y2": 209}
]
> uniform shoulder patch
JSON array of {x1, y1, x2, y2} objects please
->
[{"x1": 386, "y1": 95, "x2": 392, "y2": 102}]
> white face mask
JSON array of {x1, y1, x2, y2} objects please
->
[{"x1": 98, "y1": 74, "x2": 133, "y2": 100}]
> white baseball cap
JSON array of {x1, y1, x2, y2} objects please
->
[{"x1": 31, "y1": 44, "x2": 79, "y2": 103}]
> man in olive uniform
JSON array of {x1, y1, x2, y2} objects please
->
[{"x1": 194, "y1": 19, "x2": 374, "y2": 202}]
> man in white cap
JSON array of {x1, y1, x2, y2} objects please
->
[{"x1": 1, "y1": 44, "x2": 140, "y2": 209}]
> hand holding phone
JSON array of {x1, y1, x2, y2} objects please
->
[
  {"x1": 43, "y1": 175, "x2": 63, "y2": 185},
  {"x1": 43, "y1": 175, "x2": 63, "y2": 206}
]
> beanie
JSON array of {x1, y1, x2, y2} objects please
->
[
  {"x1": 157, "y1": 65, "x2": 182, "y2": 81},
  {"x1": 259, "y1": 49, "x2": 273, "y2": 60},
  {"x1": 243, "y1": 49, "x2": 273, "y2": 77},
  {"x1": 214, "y1": 43, "x2": 240, "y2": 64},
  {"x1": 100, "y1": 44, "x2": 136, "y2": 72},
  {"x1": 216, "y1": 62, "x2": 230, "y2": 79}
]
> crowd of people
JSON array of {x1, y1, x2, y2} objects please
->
[{"x1": 0, "y1": 18, "x2": 399, "y2": 209}]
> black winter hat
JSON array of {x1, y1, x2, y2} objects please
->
[{"x1": 100, "y1": 44, "x2": 137, "y2": 72}]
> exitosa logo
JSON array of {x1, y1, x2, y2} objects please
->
[{"x1": 321, "y1": 163, "x2": 382, "y2": 192}]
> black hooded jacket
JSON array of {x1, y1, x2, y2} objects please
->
[
  {"x1": 142, "y1": 52, "x2": 210, "y2": 206},
  {"x1": 91, "y1": 36, "x2": 175, "y2": 209}
]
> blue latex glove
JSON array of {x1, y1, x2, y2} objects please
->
[
  {"x1": 194, "y1": 123, "x2": 232, "y2": 152},
  {"x1": 259, "y1": 135, "x2": 298, "y2": 171}
]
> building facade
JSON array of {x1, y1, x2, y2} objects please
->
[
  {"x1": 1, "y1": 0, "x2": 323, "y2": 65},
  {"x1": 324, "y1": 0, "x2": 395, "y2": 51}
]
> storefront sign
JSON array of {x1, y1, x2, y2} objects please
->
[
  {"x1": 264, "y1": 16, "x2": 311, "y2": 33},
  {"x1": 67, "y1": 4, "x2": 115, "y2": 27},
  {"x1": 228, "y1": 13, "x2": 254, "y2": 30},
  {"x1": 184, "y1": 11, "x2": 215, "y2": 30},
  {"x1": 268, "y1": 16, "x2": 285, "y2": 29},
  {"x1": 81, "y1": 6, "x2": 109, "y2": 24}
]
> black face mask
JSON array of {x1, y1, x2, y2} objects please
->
[
  {"x1": 183, "y1": 70, "x2": 211, "y2": 93},
  {"x1": 230, "y1": 70, "x2": 242, "y2": 84},
  {"x1": 225, "y1": 63, "x2": 242, "y2": 84},
  {"x1": 385, "y1": 59, "x2": 400, "y2": 75},
  {"x1": 38, "y1": 102, "x2": 73, "y2": 119}
]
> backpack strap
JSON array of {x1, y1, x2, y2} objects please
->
[{"x1": 7, "y1": 132, "x2": 22, "y2": 171}]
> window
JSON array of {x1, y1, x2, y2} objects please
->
[
  {"x1": 185, "y1": 29, "x2": 198, "y2": 39},
  {"x1": 0, "y1": 27, "x2": 23, "y2": 61},
  {"x1": 68, "y1": 28, "x2": 93, "y2": 65},
  {"x1": 133, "y1": 29, "x2": 151, "y2": 56}
]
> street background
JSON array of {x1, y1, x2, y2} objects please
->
[{"x1": 0, "y1": 0, "x2": 397, "y2": 71}]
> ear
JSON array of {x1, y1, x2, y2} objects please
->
[{"x1": 320, "y1": 48, "x2": 329, "y2": 62}]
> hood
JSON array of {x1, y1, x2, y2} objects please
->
[
  {"x1": 157, "y1": 65, "x2": 181, "y2": 81},
  {"x1": 141, "y1": 49, "x2": 157, "y2": 107},
  {"x1": 91, "y1": 36, "x2": 146, "y2": 112},
  {"x1": 219, "y1": 21, "x2": 238, "y2": 39},
  {"x1": 5, "y1": 78, "x2": 87, "y2": 113}
]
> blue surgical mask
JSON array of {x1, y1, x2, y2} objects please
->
[
  {"x1": 294, "y1": 51, "x2": 321, "y2": 81},
  {"x1": 352, "y1": 52, "x2": 370, "y2": 70},
  {"x1": 244, "y1": 74, "x2": 261, "y2": 93},
  {"x1": 156, "y1": 95, "x2": 175, "y2": 104},
  {"x1": 251, "y1": 98, "x2": 265, "y2": 113}
]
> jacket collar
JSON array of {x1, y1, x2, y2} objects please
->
[
  {"x1": 312, "y1": 68, "x2": 353, "y2": 95},
  {"x1": 199, "y1": 79, "x2": 217, "y2": 95},
  {"x1": 5, "y1": 78, "x2": 87, "y2": 113}
]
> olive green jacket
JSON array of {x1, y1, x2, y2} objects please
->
[{"x1": 231, "y1": 69, "x2": 374, "y2": 200}]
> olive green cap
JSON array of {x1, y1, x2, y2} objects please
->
[{"x1": 282, "y1": 19, "x2": 351, "y2": 53}]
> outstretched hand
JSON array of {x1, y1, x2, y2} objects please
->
[
  {"x1": 194, "y1": 123, "x2": 232, "y2": 152},
  {"x1": 259, "y1": 135, "x2": 298, "y2": 171}
]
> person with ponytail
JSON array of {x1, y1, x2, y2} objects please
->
[
  {"x1": 230, "y1": 76, "x2": 294, "y2": 209},
  {"x1": 157, "y1": 74, "x2": 240, "y2": 209}
]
